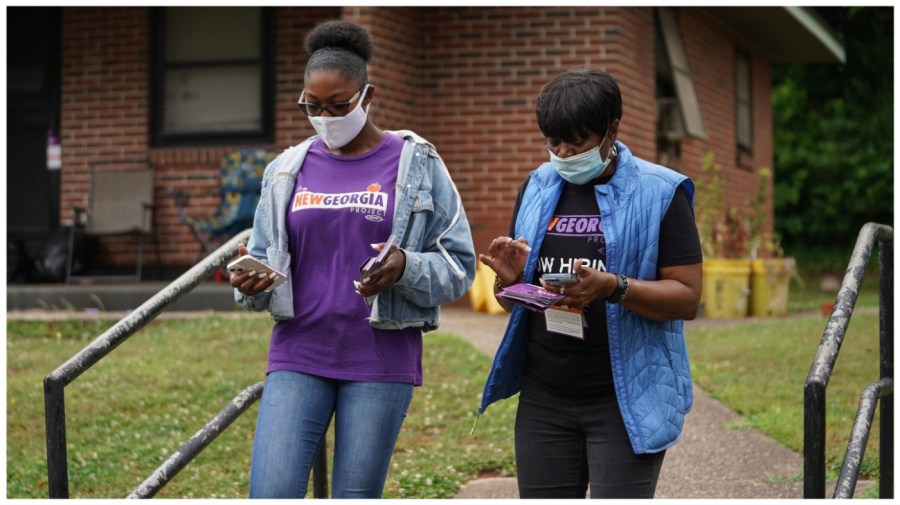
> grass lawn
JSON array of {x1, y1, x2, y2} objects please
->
[
  {"x1": 6, "y1": 315, "x2": 517, "y2": 499},
  {"x1": 689, "y1": 308, "x2": 884, "y2": 482},
  {"x1": 692, "y1": 265, "x2": 885, "y2": 483},
  {"x1": 7, "y1": 269, "x2": 885, "y2": 497}
]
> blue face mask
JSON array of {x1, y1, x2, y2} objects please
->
[{"x1": 549, "y1": 142, "x2": 617, "y2": 185}]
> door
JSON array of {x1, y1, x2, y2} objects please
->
[{"x1": 7, "y1": 7, "x2": 61, "y2": 234}]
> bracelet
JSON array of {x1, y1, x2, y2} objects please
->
[{"x1": 606, "y1": 273, "x2": 629, "y2": 303}]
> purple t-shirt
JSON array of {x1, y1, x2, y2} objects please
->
[{"x1": 268, "y1": 133, "x2": 423, "y2": 385}]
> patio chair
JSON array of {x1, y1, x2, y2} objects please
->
[
  {"x1": 171, "y1": 148, "x2": 275, "y2": 261},
  {"x1": 66, "y1": 160, "x2": 156, "y2": 283}
]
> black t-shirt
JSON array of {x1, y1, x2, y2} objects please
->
[{"x1": 508, "y1": 174, "x2": 702, "y2": 398}]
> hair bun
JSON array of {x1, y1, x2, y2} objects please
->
[{"x1": 304, "y1": 20, "x2": 374, "y2": 62}]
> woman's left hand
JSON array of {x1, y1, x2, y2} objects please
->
[
  {"x1": 539, "y1": 260, "x2": 615, "y2": 309},
  {"x1": 357, "y1": 245, "x2": 406, "y2": 298}
]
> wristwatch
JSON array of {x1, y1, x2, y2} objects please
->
[{"x1": 606, "y1": 273, "x2": 629, "y2": 303}]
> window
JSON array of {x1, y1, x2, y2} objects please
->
[
  {"x1": 656, "y1": 7, "x2": 706, "y2": 141},
  {"x1": 735, "y1": 49, "x2": 753, "y2": 155},
  {"x1": 152, "y1": 7, "x2": 274, "y2": 146}
]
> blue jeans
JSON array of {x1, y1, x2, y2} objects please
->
[
  {"x1": 515, "y1": 377, "x2": 665, "y2": 498},
  {"x1": 248, "y1": 370, "x2": 414, "y2": 498}
]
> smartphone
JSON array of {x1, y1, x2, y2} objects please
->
[
  {"x1": 541, "y1": 272, "x2": 579, "y2": 287},
  {"x1": 227, "y1": 255, "x2": 288, "y2": 289},
  {"x1": 360, "y1": 234, "x2": 397, "y2": 281}
]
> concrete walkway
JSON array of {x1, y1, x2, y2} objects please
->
[{"x1": 436, "y1": 307, "x2": 869, "y2": 499}]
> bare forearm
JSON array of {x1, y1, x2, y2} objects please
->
[{"x1": 619, "y1": 277, "x2": 700, "y2": 321}]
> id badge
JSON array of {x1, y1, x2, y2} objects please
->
[{"x1": 544, "y1": 306, "x2": 585, "y2": 339}]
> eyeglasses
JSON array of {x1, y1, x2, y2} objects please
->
[{"x1": 297, "y1": 88, "x2": 364, "y2": 117}]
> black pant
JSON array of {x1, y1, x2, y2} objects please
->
[{"x1": 515, "y1": 377, "x2": 666, "y2": 498}]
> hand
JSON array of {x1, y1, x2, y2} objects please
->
[
  {"x1": 479, "y1": 236, "x2": 531, "y2": 286},
  {"x1": 357, "y1": 245, "x2": 406, "y2": 299},
  {"x1": 539, "y1": 260, "x2": 616, "y2": 309},
  {"x1": 229, "y1": 243, "x2": 278, "y2": 296}
]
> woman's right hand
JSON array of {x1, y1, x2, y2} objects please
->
[
  {"x1": 479, "y1": 236, "x2": 531, "y2": 286},
  {"x1": 230, "y1": 243, "x2": 277, "y2": 296}
]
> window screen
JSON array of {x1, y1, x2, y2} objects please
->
[{"x1": 153, "y1": 7, "x2": 272, "y2": 145}]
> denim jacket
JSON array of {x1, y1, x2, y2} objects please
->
[{"x1": 234, "y1": 130, "x2": 476, "y2": 331}]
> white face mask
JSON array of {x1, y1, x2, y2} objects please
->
[
  {"x1": 307, "y1": 84, "x2": 370, "y2": 149},
  {"x1": 549, "y1": 140, "x2": 616, "y2": 185}
]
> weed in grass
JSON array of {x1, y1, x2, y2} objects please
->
[
  {"x1": 59, "y1": 297, "x2": 76, "y2": 312},
  {"x1": 88, "y1": 293, "x2": 106, "y2": 311}
]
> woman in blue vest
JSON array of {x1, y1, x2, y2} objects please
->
[{"x1": 478, "y1": 69, "x2": 703, "y2": 498}]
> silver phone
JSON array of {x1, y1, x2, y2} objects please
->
[{"x1": 227, "y1": 255, "x2": 288, "y2": 289}]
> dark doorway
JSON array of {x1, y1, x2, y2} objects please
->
[{"x1": 7, "y1": 7, "x2": 61, "y2": 235}]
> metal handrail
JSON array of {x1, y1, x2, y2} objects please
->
[
  {"x1": 834, "y1": 378, "x2": 893, "y2": 498},
  {"x1": 44, "y1": 230, "x2": 329, "y2": 498},
  {"x1": 803, "y1": 222, "x2": 893, "y2": 498},
  {"x1": 128, "y1": 382, "x2": 265, "y2": 498}
]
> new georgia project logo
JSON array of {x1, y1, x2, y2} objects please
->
[{"x1": 292, "y1": 183, "x2": 388, "y2": 222}]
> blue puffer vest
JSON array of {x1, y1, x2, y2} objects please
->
[{"x1": 477, "y1": 141, "x2": 695, "y2": 454}]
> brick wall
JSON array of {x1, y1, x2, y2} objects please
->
[
  {"x1": 606, "y1": 8, "x2": 658, "y2": 159},
  {"x1": 679, "y1": 8, "x2": 775, "y2": 248},
  {"x1": 273, "y1": 7, "x2": 342, "y2": 149},
  {"x1": 343, "y1": 7, "x2": 425, "y2": 133},
  {"x1": 416, "y1": 7, "x2": 665, "y2": 253},
  {"x1": 58, "y1": 6, "x2": 774, "y2": 270},
  {"x1": 60, "y1": 8, "x2": 155, "y2": 267}
]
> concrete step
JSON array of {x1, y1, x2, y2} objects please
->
[{"x1": 6, "y1": 281, "x2": 239, "y2": 313}]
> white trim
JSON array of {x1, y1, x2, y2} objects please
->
[
  {"x1": 658, "y1": 7, "x2": 708, "y2": 140},
  {"x1": 785, "y1": 6, "x2": 846, "y2": 64}
]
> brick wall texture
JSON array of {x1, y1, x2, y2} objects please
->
[{"x1": 59, "y1": 6, "x2": 774, "y2": 268}]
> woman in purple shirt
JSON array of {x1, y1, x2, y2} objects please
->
[{"x1": 230, "y1": 20, "x2": 476, "y2": 498}]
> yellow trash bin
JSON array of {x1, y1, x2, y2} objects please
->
[
  {"x1": 702, "y1": 259, "x2": 751, "y2": 318},
  {"x1": 750, "y1": 258, "x2": 795, "y2": 317},
  {"x1": 470, "y1": 262, "x2": 507, "y2": 315}
]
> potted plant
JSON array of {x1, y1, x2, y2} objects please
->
[
  {"x1": 747, "y1": 167, "x2": 797, "y2": 317},
  {"x1": 695, "y1": 152, "x2": 752, "y2": 318}
]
